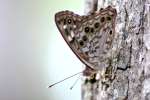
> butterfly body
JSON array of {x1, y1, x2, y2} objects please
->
[{"x1": 55, "y1": 6, "x2": 117, "y2": 76}]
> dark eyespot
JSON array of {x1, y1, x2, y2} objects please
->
[
  {"x1": 90, "y1": 28, "x2": 94, "y2": 33},
  {"x1": 64, "y1": 19, "x2": 66, "y2": 25},
  {"x1": 69, "y1": 27, "x2": 72, "y2": 30},
  {"x1": 67, "y1": 19, "x2": 72, "y2": 24},
  {"x1": 109, "y1": 30, "x2": 112, "y2": 35},
  {"x1": 94, "y1": 22, "x2": 100, "y2": 28},
  {"x1": 79, "y1": 40, "x2": 84, "y2": 46},
  {"x1": 73, "y1": 20, "x2": 76, "y2": 25},
  {"x1": 84, "y1": 27, "x2": 90, "y2": 33},
  {"x1": 64, "y1": 29, "x2": 69, "y2": 36},
  {"x1": 82, "y1": 35, "x2": 88, "y2": 42},
  {"x1": 107, "y1": 16, "x2": 111, "y2": 21},
  {"x1": 100, "y1": 17, "x2": 105, "y2": 23},
  {"x1": 57, "y1": 20, "x2": 61, "y2": 24}
]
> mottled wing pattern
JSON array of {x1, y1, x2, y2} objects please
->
[{"x1": 55, "y1": 6, "x2": 117, "y2": 70}]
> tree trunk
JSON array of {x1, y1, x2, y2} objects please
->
[{"x1": 82, "y1": 0, "x2": 150, "y2": 100}]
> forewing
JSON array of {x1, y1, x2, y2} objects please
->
[{"x1": 55, "y1": 11, "x2": 90, "y2": 66}]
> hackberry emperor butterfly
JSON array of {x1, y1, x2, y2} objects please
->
[{"x1": 55, "y1": 6, "x2": 117, "y2": 82}]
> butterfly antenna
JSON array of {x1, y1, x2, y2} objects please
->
[
  {"x1": 70, "y1": 75, "x2": 81, "y2": 90},
  {"x1": 48, "y1": 71, "x2": 82, "y2": 88}
]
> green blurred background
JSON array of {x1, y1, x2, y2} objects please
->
[{"x1": 0, "y1": 0, "x2": 85, "y2": 100}]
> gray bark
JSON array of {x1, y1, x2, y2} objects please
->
[{"x1": 82, "y1": 0, "x2": 150, "y2": 100}]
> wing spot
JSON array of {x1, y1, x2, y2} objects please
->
[
  {"x1": 84, "y1": 27, "x2": 90, "y2": 33},
  {"x1": 82, "y1": 35, "x2": 88, "y2": 42},
  {"x1": 100, "y1": 17, "x2": 105, "y2": 23},
  {"x1": 94, "y1": 22, "x2": 100, "y2": 28},
  {"x1": 90, "y1": 28, "x2": 94, "y2": 33},
  {"x1": 67, "y1": 18, "x2": 72, "y2": 24},
  {"x1": 79, "y1": 40, "x2": 84, "y2": 47},
  {"x1": 106, "y1": 16, "x2": 111, "y2": 21},
  {"x1": 63, "y1": 19, "x2": 66, "y2": 25},
  {"x1": 64, "y1": 28, "x2": 69, "y2": 36}
]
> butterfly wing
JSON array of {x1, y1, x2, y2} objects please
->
[
  {"x1": 55, "y1": 11, "x2": 93, "y2": 67},
  {"x1": 75, "y1": 6, "x2": 117, "y2": 70},
  {"x1": 55, "y1": 6, "x2": 117, "y2": 70}
]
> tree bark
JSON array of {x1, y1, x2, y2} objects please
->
[{"x1": 82, "y1": 0, "x2": 150, "y2": 100}]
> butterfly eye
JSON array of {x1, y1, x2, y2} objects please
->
[
  {"x1": 67, "y1": 18, "x2": 72, "y2": 24},
  {"x1": 79, "y1": 40, "x2": 84, "y2": 47},
  {"x1": 94, "y1": 22, "x2": 100, "y2": 28},
  {"x1": 82, "y1": 35, "x2": 88, "y2": 42},
  {"x1": 84, "y1": 27, "x2": 90, "y2": 33},
  {"x1": 106, "y1": 16, "x2": 111, "y2": 21},
  {"x1": 100, "y1": 17, "x2": 105, "y2": 23}
]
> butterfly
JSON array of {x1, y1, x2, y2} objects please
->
[{"x1": 55, "y1": 6, "x2": 117, "y2": 81}]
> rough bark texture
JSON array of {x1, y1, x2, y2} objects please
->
[{"x1": 82, "y1": 0, "x2": 150, "y2": 100}]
